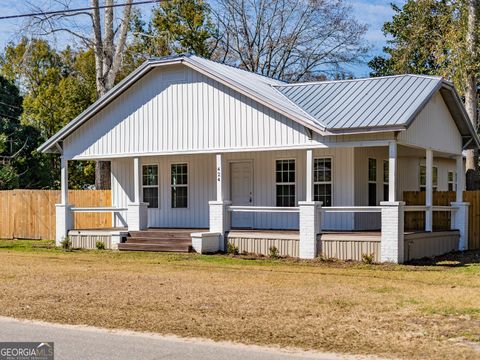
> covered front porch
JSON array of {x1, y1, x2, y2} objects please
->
[{"x1": 56, "y1": 140, "x2": 469, "y2": 263}]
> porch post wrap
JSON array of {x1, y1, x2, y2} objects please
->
[
  {"x1": 380, "y1": 201, "x2": 405, "y2": 263},
  {"x1": 56, "y1": 156, "x2": 72, "y2": 245},
  {"x1": 425, "y1": 149, "x2": 433, "y2": 232},
  {"x1": 456, "y1": 155, "x2": 464, "y2": 203},
  {"x1": 306, "y1": 149, "x2": 314, "y2": 202},
  {"x1": 133, "y1": 157, "x2": 141, "y2": 204},
  {"x1": 216, "y1": 153, "x2": 224, "y2": 202},
  {"x1": 298, "y1": 201, "x2": 321, "y2": 259},
  {"x1": 388, "y1": 141, "x2": 397, "y2": 202},
  {"x1": 60, "y1": 156, "x2": 68, "y2": 205},
  {"x1": 127, "y1": 157, "x2": 148, "y2": 231}
]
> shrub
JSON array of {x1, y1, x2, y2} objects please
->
[
  {"x1": 362, "y1": 252, "x2": 375, "y2": 264},
  {"x1": 227, "y1": 242, "x2": 239, "y2": 255},
  {"x1": 95, "y1": 241, "x2": 106, "y2": 250},
  {"x1": 268, "y1": 245, "x2": 279, "y2": 259},
  {"x1": 60, "y1": 236, "x2": 72, "y2": 251}
]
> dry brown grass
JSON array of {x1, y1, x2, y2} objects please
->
[{"x1": 0, "y1": 241, "x2": 479, "y2": 359}]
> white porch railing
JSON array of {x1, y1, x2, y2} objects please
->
[
  {"x1": 227, "y1": 205, "x2": 387, "y2": 214},
  {"x1": 70, "y1": 206, "x2": 128, "y2": 212},
  {"x1": 404, "y1": 205, "x2": 458, "y2": 212},
  {"x1": 227, "y1": 206, "x2": 299, "y2": 213},
  {"x1": 321, "y1": 206, "x2": 382, "y2": 213},
  {"x1": 70, "y1": 206, "x2": 128, "y2": 228}
]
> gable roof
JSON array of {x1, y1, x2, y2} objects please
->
[{"x1": 39, "y1": 54, "x2": 479, "y2": 153}]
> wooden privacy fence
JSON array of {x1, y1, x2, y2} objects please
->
[
  {"x1": 403, "y1": 191, "x2": 480, "y2": 250},
  {"x1": 0, "y1": 190, "x2": 112, "y2": 240}
]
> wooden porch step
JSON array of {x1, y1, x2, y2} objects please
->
[
  {"x1": 128, "y1": 231, "x2": 194, "y2": 239},
  {"x1": 118, "y1": 242, "x2": 192, "y2": 252},
  {"x1": 126, "y1": 237, "x2": 192, "y2": 245}
]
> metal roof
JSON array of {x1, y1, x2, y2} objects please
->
[
  {"x1": 275, "y1": 75, "x2": 443, "y2": 130},
  {"x1": 39, "y1": 54, "x2": 479, "y2": 153}
]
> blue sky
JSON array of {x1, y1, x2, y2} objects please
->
[{"x1": 0, "y1": 0, "x2": 402, "y2": 78}]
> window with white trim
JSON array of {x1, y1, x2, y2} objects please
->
[
  {"x1": 368, "y1": 158, "x2": 377, "y2": 206},
  {"x1": 142, "y1": 165, "x2": 159, "y2": 208},
  {"x1": 420, "y1": 165, "x2": 438, "y2": 191},
  {"x1": 276, "y1": 159, "x2": 295, "y2": 207},
  {"x1": 448, "y1": 171, "x2": 456, "y2": 191},
  {"x1": 314, "y1": 158, "x2": 332, "y2": 206},
  {"x1": 383, "y1": 160, "x2": 389, "y2": 201},
  {"x1": 171, "y1": 163, "x2": 188, "y2": 208}
]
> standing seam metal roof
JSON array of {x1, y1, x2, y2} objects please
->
[{"x1": 274, "y1": 75, "x2": 442, "y2": 130}]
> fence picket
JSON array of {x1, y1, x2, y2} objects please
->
[
  {"x1": 0, "y1": 190, "x2": 112, "y2": 240},
  {"x1": 404, "y1": 190, "x2": 480, "y2": 250}
]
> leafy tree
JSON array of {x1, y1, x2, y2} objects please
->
[
  {"x1": 0, "y1": 39, "x2": 96, "y2": 189},
  {"x1": 368, "y1": 1, "x2": 465, "y2": 88},
  {"x1": 152, "y1": 0, "x2": 217, "y2": 57},
  {"x1": 121, "y1": 0, "x2": 218, "y2": 77},
  {"x1": 0, "y1": 75, "x2": 54, "y2": 189}
]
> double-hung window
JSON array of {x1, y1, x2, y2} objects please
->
[
  {"x1": 448, "y1": 171, "x2": 456, "y2": 191},
  {"x1": 142, "y1": 165, "x2": 159, "y2": 208},
  {"x1": 368, "y1": 158, "x2": 377, "y2": 206},
  {"x1": 313, "y1": 158, "x2": 332, "y2": 206},
  {"x1": 383, "y1": 160, "x2": 389, "y2": 201},
  {"x1": 276, "y1": 159, "x2": 295, "y2": 207},
  {"x1": 171, "y1": 163, "x2": 188, "y2": 208},
  {"x1": 419, "y1": 165, "x2": 438, "y2": 191}
]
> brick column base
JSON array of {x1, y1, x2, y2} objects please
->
[
  {"x1": 451, "y1": 202, "x2": 469, "y2": 251},
  {"x1": 298, "y1": 201, "x2": 321, "y2": 259},
  {"x1": 55, "y1": 204, "x2": 73, "y2": 246},
  {"x1": 380, "y1": 201, "x2": 405, "y2": 263},
  {"x1": 127, "y1": 203, "x2": 148, "y2": 231},
  {"x1": 209, "y1": 201, "x2": 231, "y2": 252}
]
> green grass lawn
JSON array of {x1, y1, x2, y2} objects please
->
[{"x1": 0, "y1": 239, "x2": 479, "y2": 359}]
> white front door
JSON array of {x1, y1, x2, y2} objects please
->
[{"x1": 230, "y1": 161, "x2": 254, "y2": 228}]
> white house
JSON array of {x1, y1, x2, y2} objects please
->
[{"x1": 39, "y1": 54, "x2": 480, "y2": 263}]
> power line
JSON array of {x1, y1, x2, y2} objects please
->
[{"x1": 0, "y1": 1, "x2": 160, "y2": 21}]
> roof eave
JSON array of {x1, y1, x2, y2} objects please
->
[
  {"x1": 439, "y1": 81, "x2": 480, "y2": 149},
  {"x1": 326, "y1": 125, "x2": 406, "y2": 135}
]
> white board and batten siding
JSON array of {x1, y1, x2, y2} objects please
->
[
  {"x1": 110, "y1": 148, "x2": 355, "y2": 230},
  {"x1": 63, "y1": 65, "x2": 321, "y2": 160},
  {"x1": 398, "y1": 92, "x2": 462, "y2": 155}
]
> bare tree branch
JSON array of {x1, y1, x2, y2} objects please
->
[{"x1": 214, "y1": 0, "x2": 368, "y2": 81}]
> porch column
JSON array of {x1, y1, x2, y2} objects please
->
[
  {"x1": 425, "y1": 149, "x2": 433, "y2": 232},
  {"x1": 299, "y1": 149, "x2": 321, "y2": 259},
  {"x1": 380, "y1": 201, "x2": 405, "y2": 263},
  {"x1": 456, "y1": 155, "x2": 464, "y2": 203},
  {"x1": 55, "y1": 156, "x2": 73, "y2": 245},
  {"x1": 127, "y1": 157, "x2": 148, "y2": 231},
  {"x1": 451, "y1": 155, "x2": 469, "y2": 250},
  {"x1": 209, "y1": 153, "x2": 231, "y2": 251},
  {"x1": 388, "y1": 141, "x2": 397, "y2": 202}
]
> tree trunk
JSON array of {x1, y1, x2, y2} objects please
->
[
  {"x1": 95, "y1": 161, "x2": 111, "y2": 189},
  {"x1": 91, "y1": 0, "x2": 133, "y2": 189},
  {"x1": 465, "y1": 0, "x2": 479, "y2": 190}
]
